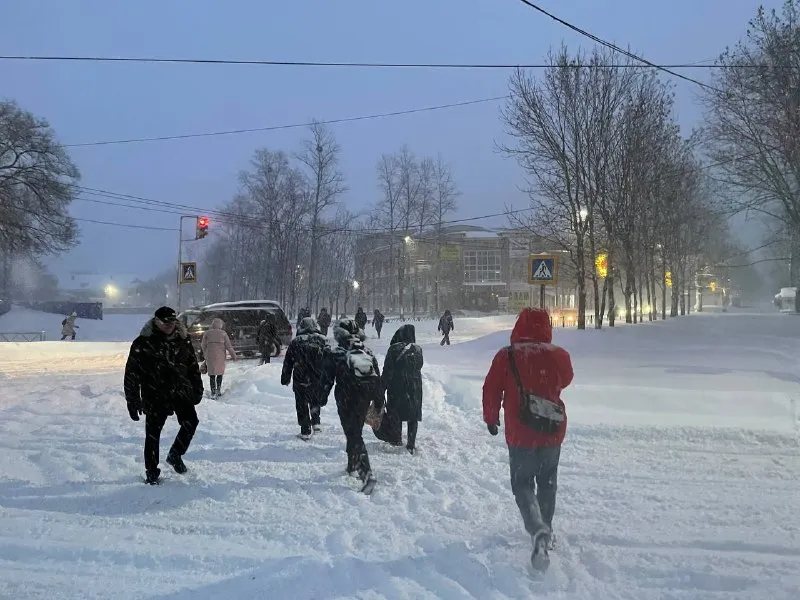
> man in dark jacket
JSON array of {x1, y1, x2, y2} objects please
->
[
  {"x1": 322, "y1": 319, "x2": 383, "y2": 493},
  {"x1": 124, "y1": 306, "x2": 204, "y2": 485},
  {"x1": 256, "y1": 314, "x2": 279, "y2": 364},
  {"x1": 482, "y1": 307, "x2": 574, "y2": 572},
  {"x1": 373, "y1": 309, "x2": 385, "y2": 339},
  {"x1": 317, "y1": 308, "x2": 332, "y2": 337},
  {"x1": 281, "y1": 317, "x2": 329, "y2": 439},
  {"x1": 296, "y1": 307, "x2": 311, "y2": 331},
  {"x1": 374, "y1": 324, "x2": 423, "y2": 454},
  {"x1": 438, "y1": 309, "x2": 454, "y2": 346},
  {"x1": 354, "y1": 306, "x2": 368, "y2": 331}
]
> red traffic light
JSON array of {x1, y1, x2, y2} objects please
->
[
  {"x1": 196, "y1": 216, "x2": 209, "y2": 239},
  {"x1": 198, "y1": 217, "x2": 209, "y2": 227}
]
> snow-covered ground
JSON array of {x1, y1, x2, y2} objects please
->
[{"x1": 1, "y1": 309, "x2": 799, "y2": 599}]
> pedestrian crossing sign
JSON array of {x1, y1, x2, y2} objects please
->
[
  {"x1": 180, "y1": 262, "x2": 197, "y2": 284},
  {"x1": 528, "y1": 255, "x2": 558, "y2": 286}
]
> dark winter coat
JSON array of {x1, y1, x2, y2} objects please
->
[
  {"x1": 373, "y1": 310, "x2": 384, "y2": 331},
  {"x1": 256, "y1": 317, "x2": 279, "y2": 355},
  {"x1": 317, "y1": 310, "x2": 332, "y2": 335},
  {"x1": 124, "y1": 319, "x2": 204, "y2": 416},
  {"x1": 322, "y1": 323, "x2": 384, "y2": 413},
  {"x1": 296, "y1": 308, "x2": 312, "y2": 330},
  {"x1": 281, "y1": 317, "x2": 329, "y2": 401},
  {"x1": 354, "y1": 309, "x2": 368, "y2": 331},
  {"x1": 482, "y1": 307, "x2": 573, "y2": 448},
  {"x1": 383, "y1": 324, "x2": 424, "y2": 422},
  {"x1": 438, "y1": 311, "x2": 454, "y2": 334}
]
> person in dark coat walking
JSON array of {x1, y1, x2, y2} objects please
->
[
  {"x1": 322, "y1": 319, "x2": 384, "y2": 492},
  {"x1": 438, "y1": 309, "x2": 454, "y2": 346},
  {"x1": 317, "y1": 308, "x2": 332, "y2": 337},
  {"x1": 281, "y1": 317, "x2": 329, "y2": 439},
  {"x1": 296, "y1": 307, "x2": 311, "y2": 331},
  {"x1": 373, "y1": 309, "x2": 385, "y2": 339},
  {"x1": 374, "y1": 324, "x2": 423, "y2": 453},
  {"x1": 354, "y1": 306, "x2": 368, "y2": 331},
  {"x1": 256, "y1": 314, "x2": 280, "y2": 364},
  {"x1": 124, "y1": 306, "x2": 204, "y2": 485}
]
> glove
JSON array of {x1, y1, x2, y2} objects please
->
[
  {"x1": 487, "y1": 422, "x2": 499, "y2": 436},
  {"x1": 127, "y1": 402, "x2": 142, "y2": 421}
]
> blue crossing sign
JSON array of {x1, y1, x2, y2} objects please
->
[{"x1": 528, "y1": 255, "x2": 559, "y2": 286}]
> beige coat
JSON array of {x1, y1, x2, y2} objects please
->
[{"x1": 201, "y1": 319, "x2": 236, "y2": 376}]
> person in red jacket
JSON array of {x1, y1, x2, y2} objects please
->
[{"x1": 482, "y1": 307, "x2": 574, "y2": 571}]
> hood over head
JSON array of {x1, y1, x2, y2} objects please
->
[
  {"x1": 333, "y1": 319, "x2": 365, "y2": 347},
  {"x1": 510, "y1": 307, "x2": 552, "y2": 345},
  {"x1": 298, "y1": 316, "x2": 320, "y2": 335},
  {"x1": 390, "y1": 323, "x2": 416, "y2": 345},
  {"x1": 211, "y1": 318, "x2": 224, "y2": 330}
]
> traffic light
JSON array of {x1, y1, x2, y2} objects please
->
[{"x1": 196, "y1": 216, "x2": 209, "y2": 240}]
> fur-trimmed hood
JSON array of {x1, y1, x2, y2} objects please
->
[{"x1": 139, "y1": 318, "x2": 189, "y2": 339}]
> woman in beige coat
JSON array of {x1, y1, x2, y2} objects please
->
[{"x1": 200, "y1": 318, "x2": 237, "y2": 397}]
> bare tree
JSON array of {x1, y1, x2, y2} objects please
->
[
  {"x1": 431, "y1": 154, "x2": 459, "y2": 314},
  {"x1": 295, "y1": 121, "x2": 346, "y2": 310},
  {"x1": 0, "y1": 100, "x2": 80, "y2": 296},
  {"x1": 704, "y1": 0, "x2": 800, "y2": 309}
]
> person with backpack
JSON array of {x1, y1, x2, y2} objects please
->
[
  {"x1": 200, "y1": 318, "x2": 237, "y2": 398},
  {"x1": 482, "y1": 307, "x2": 573, "y2": 572},
  {"x1": 256, "y1": 314, "x2": 280, "y2": 364},
  {"x1": 322, "y1": 319, "x2": 384, "y2": 494},
  {"x1": 373, "y1": 309, "x2": 385, "y2": 339},
  {"x1": 60, "y1": 312, "x2": 79, "y2": 340},
  {"x1": 438, "y1": 309, "x2": 454, "y2": 346},
  {"x1": 317, "y1": 308, "x2": 332, "y2": 337},
  {"x1": 281, "y1": 317, "x2": 329, "y2": 439},
  {"x1": 373, "y1": 324, "x2": 423, "y2": 454}
]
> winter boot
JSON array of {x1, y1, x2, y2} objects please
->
[
  {"x1": 145, "y1": 469, "x2": 161, "y2": 485},
  {"x1": 166, "y1": 452, "x2": 187, "y2": 474},
  {"x1": 530, "y1": 529, "x2": 551, "y2": 572},
  {"x1": 299, "y1": 427, "x2": 312, "y2": 441}
]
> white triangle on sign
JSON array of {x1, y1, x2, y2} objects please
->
[
  {"x1": 532, "y1": 261, "x2": 552, "y2": 280},
  {"x1": 184, "y1": 266, "x2": 195, "y2": 280}
]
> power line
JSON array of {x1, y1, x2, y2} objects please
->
[
  {"x1": 515, "y1": 0, "x2": 720, "y2": 93},
  {"x1": 0, "y1": 54, "x2": 755, "y2": 70},
  {"x1": 74, "y1": 216, "x2": 177, "y2": 231},
  {"x1": 64, "y1": 96, "x2": 506, "y2": 147}
]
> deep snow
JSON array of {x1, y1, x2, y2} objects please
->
[{"x1": 1, "y1": 310, "x2": 799, "y2": 599}]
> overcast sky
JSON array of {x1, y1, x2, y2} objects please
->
[{"x1": 1, "y1": 0, "x2": 777, "y2": 281}]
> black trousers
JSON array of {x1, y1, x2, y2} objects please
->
[
  {"x1": 337, "y1": 397, "x2": 372, "y2": 481},
  {"x1": 295, "y1": 385, "x2": 323, "y2": 433},
  {"x1": 144, "y1": 404, "x2": 199, "y2": 474},
  {"x1": 209, "y1": 374, "x2": 223, "y2": 394},
  {"x1": 440, "y1": 331, "x2": 451, "y2": 345}
]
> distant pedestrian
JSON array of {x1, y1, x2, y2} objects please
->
[
  {"x1": 200, "y1": 318, "x2": 237, "y2": 398},
  {"x1": 317, "y1": 308, "x2": 332, "y2": 336},
  {"x1": 354, "y1": 306, "x2": 368, "y2": 331},
  {"x1": 256, "y1": 314, "x2": 280, "y2": 364},
  {"x1": 296, "y1": 307, "x2": 311, "y2": 331},
  {"x1": 124, "y1": 306, "x2": 204, "y2": 485},
  {"x1": 60, "y1": 312, "x2": 79, "y2": 340},
  {"x1": 482, "y1": 307, "x2": 573, "y2": 572},
  {"x1": 373, "y1": 309, "x2": 385, "y2": 339},
  {"x1": 438, "y1": 309, "x2": 454, "y2": 346},
  {"x1": 281, "y1": 317, "x2": 329, "y2": 439}
]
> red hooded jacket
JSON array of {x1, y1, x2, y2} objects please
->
[{"x1": 482, "y1": 308, "x2": 573, "y2": 448}]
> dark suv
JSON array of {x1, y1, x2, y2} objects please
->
[{"x1": 181, "y1": 301, "x2": 293, "y2": 360}]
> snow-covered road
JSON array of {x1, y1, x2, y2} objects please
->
[{"x1": 1, "y1": 310, "x2": 799, "y2": 599}]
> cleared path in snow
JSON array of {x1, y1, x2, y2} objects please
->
[{"x1": 0, "y1": 312, "x2": 799, "y2": 599}]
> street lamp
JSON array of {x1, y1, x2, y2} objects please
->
[
  {"x1": 404, "y1": 235, "x2": 412, "y2": 244},
  {"x1": 353, "y1": 280, "x2": 360, "y2": 290},
  {"x1": 579, "y1": 208, "x2": 588, "y2": 221},
  {"x1": 104, "y1": 284, "x2": 117, "y2": 298}
]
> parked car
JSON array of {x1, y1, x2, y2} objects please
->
[{"x1": 180, "y1": 300, "x2": 293, "y2": 359}]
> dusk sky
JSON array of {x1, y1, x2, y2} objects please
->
[{"x1": 1, "y1": 0, "x2": 776, "y2": 281}]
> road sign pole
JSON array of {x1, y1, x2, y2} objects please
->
[{"x1": 540, "y1": 284, "x2": 546, "y2": 309}]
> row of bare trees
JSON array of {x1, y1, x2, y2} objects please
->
[{"x1": 502, "y1": 46, "x2": 736, "y2": 329}]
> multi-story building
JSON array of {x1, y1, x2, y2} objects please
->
[{"x1": 355, "y1": 225, "x2": 582, "y2": 316}]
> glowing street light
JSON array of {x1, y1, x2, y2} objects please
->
[
  {"x1": 352, "y1": 280, "x2": 360, "y2": 290},
  {"x1": 404, "y1": 235, "x2": 412, "y2": 244},
  {"x1": 578, "y1": 208, "x2": 588, "y2": 221},
  {"x1": 104, "y1": 284, "x2": 118, "y2": 297}
]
